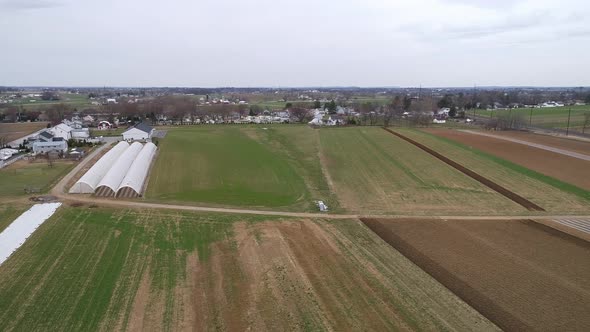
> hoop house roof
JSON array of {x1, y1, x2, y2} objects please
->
[
  {"x1": 95, "y1": 142, "x2": 143, "y2": 196},
  {"x1": 116, "y1": 142, "x2": 157, "y2": 197},
  {"x1": 69, "y1": 141, "x2": 130, "y2": 194}
]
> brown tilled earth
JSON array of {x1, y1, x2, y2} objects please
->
[
  {"x1": 362, "y1": 218, "x2": 590, "y2": 331},
  {"x1": 124, "y1": 219, "x2": 499, "y2": 331},
  {"x1": 493, "y1": 130, "x2": 590, "y2": 156},
  {"x1": 425, "y1": 129, "x2": 590, "y2": 190},
  {"x1": 0, "y1": 122, "x2": 47, "y2": 143}
]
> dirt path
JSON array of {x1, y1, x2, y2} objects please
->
[
  {"x1": 461, "y1": 130, "x2": 590, "y2": 161},
  {"x1": 51, "y1": 139, "x2": 590, "y2": 221},
  {"x1": 51, "y1": 141, "x2": 114, "y2": 196}
]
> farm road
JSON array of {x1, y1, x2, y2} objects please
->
[
  {"x1": 461, "y1": 130, "x2": 590, "y2": 161},
  {"x1": 50, "y1": 138, "x2": 590, "y2": 221}
]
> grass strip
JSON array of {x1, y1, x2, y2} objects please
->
[{"x1": 415, "y1": 129, "x2": 590, "y2": 201}]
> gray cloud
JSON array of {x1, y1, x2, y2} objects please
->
[
  {"x1": 0, "y1": 0, "x2": 62, "y2": 10},
  {"x1": 0, "y1": 0, "x2": 588, "y2": 87}
]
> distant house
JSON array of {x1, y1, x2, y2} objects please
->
[
  {"x1": 439, "y1": 108, "x2": 451, "y2": 115},
  {"x1": 51, "y1": 123, "x2": 73, "y2": 140},
  {"x1": 33, "y1": 137, "x2": 68, "y2": 154},
  {"x1": 123, "y1": 123, "x2": 153, "y2": 141},
  {"x1": 71, "y1": 128, "x2": 90, "y2": 139}
]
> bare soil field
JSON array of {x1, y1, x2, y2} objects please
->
[
  {"x1": 493, "y1": 130, "x2": 590, "y2": 156},
  {"x1": 0, "y1": 122, "x2": 47, "y2": 144},
  {"x1": 425, "y1": 129, "x2": 590, "y2": 190},
  {"x1": 362, "y1": 218, "x2": 590, "y2": 331},
  {"x1": 0, "y1": 207, "x2": 498, "y2": 331}
]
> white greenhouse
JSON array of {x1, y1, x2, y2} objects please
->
[
  {"x1": 95, "y1": 142, "x2": 143, "y2": 197},
  {"x1": 69, "y1": 141, "x2": 130, "y2": 194},
  {"x1": 116, "y1": 142, "x2": 157, "y2": 198}
]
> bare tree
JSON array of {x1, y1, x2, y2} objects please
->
[
  {"x1": 290, "y1": 108, "x2": 310, "y2": 123},
  {"x1": 384, "y1": 96, "x2": 403, "y2": 127}
]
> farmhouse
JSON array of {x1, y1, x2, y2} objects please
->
[
  {"x1": 32, "y1": 137, "x2": 68, "y2": 154},
  {"x1": 123, "y1": 123, "x2": 154, "y2": 141},
  {"x1": 51, "y1": 123, "x2": 73, "y2": 140}
]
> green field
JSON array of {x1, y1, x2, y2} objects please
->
[
  {"x1": 0, "y1": 206, "x2": 497, "y2": 331},
  {"x1": 319, "y1": 127, "x2": 522, "y2": 215},
  {"x1": 0, "y1": 93, "x2": 92, "y2": 110},
  {"x1": 398, "y1": 129, "x2": 590, "y2": 213},
  {"x1": 146, "y1": 125, "x2": 337, "y2": 211},
  {"x1": 473, "y1": 105, "x2": 590, "y2": 131},
  {"x1": 89, "y1": 127, "x2": 126, "y2": 137},
  {"x1": 0, "y1": 204, "x2": 31, "y2": 232},
  {"x1": 146, "y1": 125, "x2": 586, "y2": 215},
  {"x1": 0, "y1": 161, "x2": 74, "y2": 197}
]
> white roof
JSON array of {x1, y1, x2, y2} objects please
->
[
  {"x1": 117, "y1": 142, "x2": 157, "y2": 196},
  {"x1": 69, "y1": 141, "x2": 129, "y2": 193},
  {"x1": 0, "y1": 203, "x2": 61, "y2": 265},
  {"x1": 53, "y1": 123, "x2": 73, "y2": 132},
  {"x1": 96, "y1": 142, "x2": 143, "y2": 193}
]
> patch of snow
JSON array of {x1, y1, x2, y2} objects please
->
[{"x1": 0, "y1": 203, "x2": 61, "y2": 265}]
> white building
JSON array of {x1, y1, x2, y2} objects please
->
[
  {"x1": 122, "y1": 123, "x2": 154, "y2": 141},
  {"x1": 71, "y1": 128, "x2": 90, "y2": 139},
  {"x1": 0, "y1": 148, "x2": 18, "y2": 161},
  {"x1": 51, "y1": 123, "x2": 73, "y2": 140},
  {"x1": 32, "y1": 138, "x2": 68, "y2": 154}
]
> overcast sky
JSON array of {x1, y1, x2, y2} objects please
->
[{"x1": 1, "y1": 0, "x2": 589, "y2": 87}]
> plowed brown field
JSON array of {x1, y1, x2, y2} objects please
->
[
  {"x1": 184, "y1": 219, "x2": 497, "y2": 331},
  {"x1": 362, "y1": 218, "x2": 590, "y2": 331},
  {"x1": 425, "y1": 129, "x2": 590, "y2": 190},
  {"x1": 493, "y1": 130, "x2": 590, "y2": 156}
]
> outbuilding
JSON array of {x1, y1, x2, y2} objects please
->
[
  {"x1": 122, "y1": 123, "x2": 153, "y2": 141},
  {"x1": 51, "y1": 123, "x2": 73, "y2": 140}
]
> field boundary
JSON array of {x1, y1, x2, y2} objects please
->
[
  {"x1": 383, "y1": 128, "x2": 545, "y2": 211},
  {"x1": 419, "y1": 129, "x2": 590, "y2": 201},
  {"x1": 460, "y1": 130, "x2": 590, "y2": 161},
  {"x1": 360, "y1": 218, "x2": 531, "y2": 330}
]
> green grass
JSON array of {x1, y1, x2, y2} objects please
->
[
  {"x1": 473, "y1": 105, "x2": 590, "y2": 130},
  {"x1": 398, "y1": 128, "x2": 590, "y2": 213},
  {"x1": 0, "y1": 161, "x2": 74, "y2": 197},
  {"x1": 318, "y1": 127, "x2": 522, "y2": 215},
  {"x1": 1, "y1": 93, "x2": 92, "y2": 111},
  {"x1": 0, "y1": 206, "x2": 268, "y2": 331},
  {"x1": 146, "y1": 125, "x2": 317, "y2": 210},
  {"x1": 89, "y1": 127, "x2": 126, "y2": 137},
  {"x1": 0, "y1": 204, "x2": 31, "y2": 232}
]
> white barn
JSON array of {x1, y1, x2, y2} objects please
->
[
  {"x1": 51, "y1": 123, "x2": 73, "y2": 140},
  {"x1": 123, "y1": 123, "x2": 153, "y2": 141}
]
